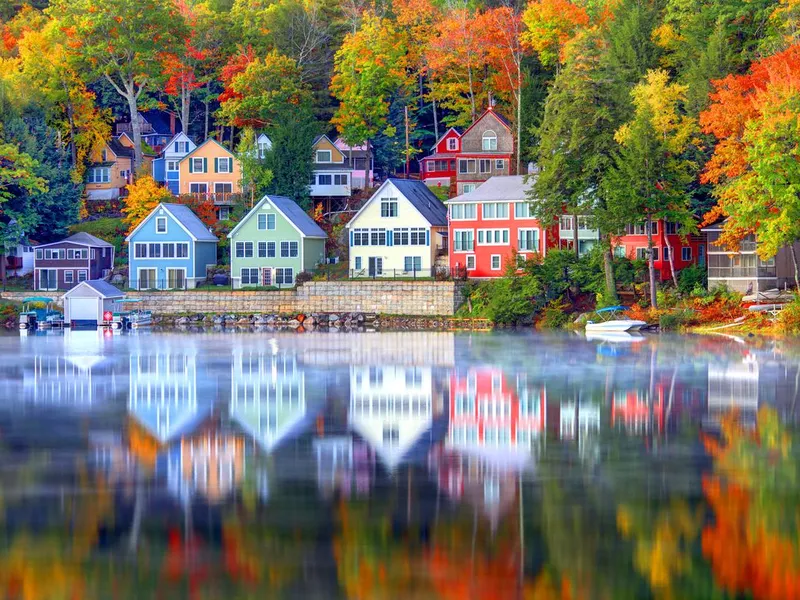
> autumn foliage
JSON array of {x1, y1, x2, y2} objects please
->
[{"x1": 121, "y1": 175, "x2": 173, "y2": 233}]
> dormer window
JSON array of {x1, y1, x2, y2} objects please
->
[
  {"x1": 482, "y1": 130, "x2": 498, "y2": 151},
  {"x1": 156, "y1": 217, "x2": 167, "y2": 234},
  {"x1": 101, "y1": 149, "x2": 107, "y2": 161},
  {"x1": 316, "y1": 149, "x2": 332, "y2": 163},
  {"x1": 447, "y1": 137, "x2": 458, "y2": 151}
]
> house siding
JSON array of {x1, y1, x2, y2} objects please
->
[
  {"x1": 179, "y1": 141, "x2": 242, "y2": 196},
  {"x1": 455, "y1": 110, "x2": 514, "y2": 194},
  {"x1": 85, "y1": 143, "x2": 131, "y2": 199},
  {"x1": 303, "y1": 238, "x2": 326, "y2": 272},
  {"x1": 614, "y1": 220, "x2": 703, "y2": 282},
  {"x1": 34, "y1": 242, "x2": 114, "y2": 290}
]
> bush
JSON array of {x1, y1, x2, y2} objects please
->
[
  {"x1": 69, "y1": 217, "x2": 126, "y2": 256},
  {"x1": 778, "y1": 296, "x2": 800, "y2": 334},
  {"x1": 294, "y1": 271, "x2": 313, "y2": 286},
  {"x1": 538, "y1": 298, "x2": 570, "y2": 329},
  {"x1": 677, "y1": 264, "x2": 707, "y2": 296},
  {"x1": 659, "y1": 309, "x2": 695, "y2": 331}
]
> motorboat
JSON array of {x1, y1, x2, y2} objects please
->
[
  {"x1": 584, "y1": 306, "x2": 647, "y2": 333},
  {"x1": 18, "y1": 297, "x2": 65, "y2": 331},
  {"x1": 109, "y1": 299, "x2": 152, "y2": 330},
  {"x1": 585, "y1": 331, "x2": 645, "y2": 343}
]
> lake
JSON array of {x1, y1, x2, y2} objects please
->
[{"x1": 0, "y1": 329, "x2": 797, "y2": 599}]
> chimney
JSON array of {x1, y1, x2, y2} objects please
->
[{"x1": 169, "y1": 112, "x2": 176, "y2": 135}]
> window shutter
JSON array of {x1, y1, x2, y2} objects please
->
[
  {"x1": 387, "y1": 231, "x2": 393, "y2": 247},
  {"x1": 350, "y1": 231, "x2": 354, "y2": 246},
  {"x1": 214, "y1": 158, "x2": 219, "y2": 173},
  {"x1": 189, "y1": 159, "x2": 193, "y2": 174},
  {"x1": 426, "y1": 230, "x2": 430, "y2": 246},
  {"x1": 203, "y1": 158, "x2": 208, "y2": 173},
  {"x1": 228, "y1": 158, "x2": 233, "y2": 172}
]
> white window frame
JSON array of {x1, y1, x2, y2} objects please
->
[
  {"x1": 64, "y1": 270, "x2": 74, "y2": 284},
  {"x1": 477, "y1": 228, "x2": 509, "y2": 246},
  {"x1": 479, "y1": 159, "x2": 492, "y2": 174},
  {"x1": 447, "y1": 137, "x2": 458, "y2": 151},
  {"x1": 490, "y1": 255, "x2": 502, "y2": 271},
  {"x1": 192, "y1": 158, "x2": 204, "y2": 173},
  {"x1": 453, "y1": 229, "x2": 474, "y2": 253},
  {"x1": 517, "y1": 228, "x2": 539, "y2": 252},
  {"x1": 137, "y1": 268, "x2": 157, "y2": 290},
  {"x1": 316, "y1": 149, "x2": 332, "y2": 163},
  {"x1": 495, "y1": 159, "x2": 505, "y2": 170},
  {"x1": 276, "y1": 267, "x2": 294, "y2": 286},
  {"x1": 466, "y1": 255, "x2": 476, "y2": 270},
  {"x1": 166, "y1": 267, "x2": 186, "y2": 290},
  {"x1": 482, "y1": 131, "x2": 498, "y2": 151},
  {"x1": 482, "y1": 202, "x2": 508, "y2": 220},
  {"x1": 450, "y1": 203, "x2": 477, "y2": 220},
  {"x1": 380, "y1": 199, "x2": 398, "y2": 218},
  {"x1": 167, "y1": 160, "x2": 179, "y2": 171},
  {"x1": 217, "y1": 158, "x2": 230, "y2": 173},
  {"x1": 189, "y1": 182, "x2": 208, "y2": 194},
  {"x1": 77, "y1": 270, "x2": 88, "y2": 282},
  {"x1": 240, "y1": 267, "x2": 259, "y2": 286},
  {"x1": 318, "y1": 174, "x2": 332, "y2": 186},
  {"x1": 88, "y1": 167, "x2": 110, "y2": 184},
  {"x1": 334, "y1": 173, "x2": 348, "y2": 185},
  {"x1": 214, "y1": 182, "x2": 233, "y2": 194},
  {"x1": 458, "y1": 159, "x2": 476, "y2": 174},
  {"x1": 462, "y1": 183, "x2": 477, "y2": 194},
  {"x1": 155, "y1": 217, "x2": 167, "y2": 234}
]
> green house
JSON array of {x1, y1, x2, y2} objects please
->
[{"x1": 228, "y1": 195, "x2": 327, "y2": 288}]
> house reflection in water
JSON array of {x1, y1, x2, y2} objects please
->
[
  {"x1": 707, "y1": 352, "x2": 759, "y2": 425},
  {"x1": 167, "y1": 432, "x2": 246, "y2": 505},
  {"x1": 313, "y1": 436, "x2": 374, "y2": 499},
  {"x1": 127, "y1": 339, "x2": 212, "y2": 444}
]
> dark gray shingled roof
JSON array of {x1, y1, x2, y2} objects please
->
[
  {"x1": 78, "y1": 280, "x2": 124, "y2": 298},
  {"x1": 269, "y1": 196, "x2": 327, "y2": 238},
  {"x1": 162, "y1": 204, "x2": 218, "y2": 242},
  {"x1": 388, "y1": 178, "x2": 448, "y2": 226}
]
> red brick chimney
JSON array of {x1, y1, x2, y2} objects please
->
[{"x1": 169, "y1": 112, "x2": 176, "y2": 135}]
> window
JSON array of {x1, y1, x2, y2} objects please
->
[
  {"x1": 482, "y1": 203, "x2": 508, "y2": 219},
  {"x1": 355, "y1": 256, "x2": 362, "y2": 270},
  {"x1": 482, "y1": 130, "x2": 498, "y2": 151},
  {"x1": 87, "y1": 168, "x2": 110, "y2": 183},
  {"x1": 614, "y1": 246, "x2": 626, "y2": 258},
  {"x1": 450, "y1": 203, "x2": 477, "y2": 220},
  {"x1": 515, "y1": 202, "x2": 533, "y2": 218},
  {"x1": 67, "y1": 249, "x2": 74, "y2": 259},
  {"x1": 382, "y1": 426, "x2": 400, "y2": 446},
  {"x1": 148, "y1": 243, "x2": 161, "y2": 258},
  {"x1": 64, "y1": 270, "x2": 74, "y2": 284},
  {"x1": 267, "y1": 242, "x2": 275, "y2": 257},
  {"x1": 258, "y1": 242, "x2": 267, "y2": 258},
  {"x1": 316, "y1": 150, "x2": 332, "y2": 163},
  {"x1": 458, "y1": 159, "x2": 476, "y2": 174},
  {"x1": 393, "y1": 228, "x2": 410, "y2": 246},
  {"x1": 518, "y1": 229, "x2": 539, "y2": 251},
  {"x1": 77, "y1": 270, "x2": 88, "y2": 282},
  {"x1": 214, "y1": 182, "x2": 233, "y2": 195},
  {"x1": 496, "y1": 159, "x2": 505, "y2": 170},
  {"x1": 561, "y1": 216, "x2": 573, "y2": 231},
  {"x1": 217, "y1": 158, "x2": 230, "y2": 173},
  {"x1": 276, "y1": 267, "x2": 293, "y2": 285},
  {"x1": 453, "y1": 230, "x2": 474, "y2": 252},
  {"x1": 166, "y1": 268, "x2": 185, "y2": 289},
  {"x1": 218, "y1": 206, "x2": 231, "y2": 220},
  {"x1": 317, "y1": 174, "x2": 332, "y2": 185},
  {"x1": 134, "y1": 243, "x2": 147, "y2": 258},
  {"x1": 192, "y1": 158, "x2": 204, "y2": 173},
  {"x1": 466, "y1": 255, "x2": 476, "y2": 270},
  {"x1": 447, "y1": 137, "x2": 458, "y2": 151},
  {"x1": 334, "y1": 173, "x2": 348, "y2": 185},
  {"x1": 175, "y1": 141, "x2": 189, "y2": 153},
  {"x1": 369, "y1": 229, "x2": 387, "y2": 246},
  {"x1": 35, "y1": 249, "x2": 42, "y2": 260},
  {"x1": 479, "y1": 159, "x2": 492, "y2": 174},
  {"x1": 162, "y1": 243, "x2": 175, "y2": 258},
  {"x1": 652, "y1": 247, "x2": 659, "y2": 260},
  {"x1": 352, "y1": 228, "x2": 369, "y2": 246},
  {"x1": 167, "y1": 160, "x2": 179, "y2": 171},
  {"x1": 241, "y1": 268, "x2": 259, "y2": 285},
  {"x1": 477, "y1": 229, "x2": 509, "y2": 245},
  {"x1": 463, "y1": 184, "x2": 477, "y2": 193},
  {"x1": 176, "y1": 243, "x2": 189, "y2": 258},
  {"x1": 404, "y1": 256, "x2": 422, "y2": 272},
  {"x1": 381, "y1": 199, "x2": 398, "y2": 217},
  {"x1": 410, "y1": 228, "x2": 426, "y2": 245},
  {"x1": 666, "y1": 221, "x2": 677, "y2": 234},
  {"x1": 682, "y1": 247, "x2": 692, "y2": 261},
  {"x1": 662, "y1": 246, "x2": 670, "y2": 261},
  {"x1": 491, "y1": 255, "x2": 502, "y2": 270},
  {"x1": 258, "y1": 142, "x2": 269, "y2": 159},
  {"x1": 636, "y1": 248, "x2": 649, "y2": 261},
  {"x1": 280, "y1": 241, "x2": 299, "y2": 257},
  {"x1": 156, "y1": 217, "x2": 167, "y2": 234},
  {"x1": 257, "y1": 213, "x2": 267, "y2": 230},
  {"x1": 190, "y1": 183, "x2": 207, "y2": 194},
  {"x1": 235, "y1": 241, "x2": 253, "y2": 258}
]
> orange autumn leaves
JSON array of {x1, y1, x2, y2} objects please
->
[{"x1": 702, "y1": 408, "x2": 800, "y2": 600}]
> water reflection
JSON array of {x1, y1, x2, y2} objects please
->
[{"x1": 0, "y1": 330, "x2": 799, "y2": 597}]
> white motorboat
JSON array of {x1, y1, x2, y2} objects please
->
[
  {"x1": 585, "y1": 306, "x2": 647, "y2": 333},
  {"x1": 585, "y1": 330, "x2": 645, "y2": 343}
]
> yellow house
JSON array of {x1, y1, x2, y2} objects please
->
[
  {"x1": 178, "y1": 138, "x2": 242, "y2": 201},
  {"x1": 85, "y1": 138, "x2": 134, "y2": 200},
  {"x1": 311, "y1": 134, "x2": 352, "y2": 198}
]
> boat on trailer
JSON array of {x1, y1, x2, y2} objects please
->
[
  {"x1": 585, "y1": 305, "x2": 647, "y2": 334},
  {"x1": 18, "y1": 297, "x2": 65, "y2": 331},
  {"x1": 109, "y1": 299, "x2": 152, "y2": 330}
]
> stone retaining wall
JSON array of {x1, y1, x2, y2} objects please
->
[{"x1": 1, "y1": 281, "x2": 465, "y2": 316}]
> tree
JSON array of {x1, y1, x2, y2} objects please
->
[
  {"x1": 122, "y1": 175, "x2": 173, "y2": 234},
  {"x1": 48, "y1": 0, "x2": 186, "y2": 171},
  {"x1": 330, "y1": 12, "x2": 409, "y2": 181},
  {"x1": 218, "y1": 50, "x2": 313, "y2": 129},
  {"x1": 521, "y1": 0, "x2": 589, "y2": 69},
  {"x1": 263, "y1": 112, "x2": 317, "y2": 209}
]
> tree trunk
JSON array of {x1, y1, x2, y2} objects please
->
[
  {"x1": 125, "y1": 89, "x2": 143, "y2": 174},
  {"x1": 365, "y1": 139, "x2": 372, "y2": 188},
  {"x1": 181, "y1": 84, "x2": 191, "y2": 134},
  {"x1": 603, "y1": 234, "x2": 618, "y2": 304},
  {"x1": 791, "y1": 244, "x2": 800, "y2": 290},
  {"x1": 63, "y1": 83, "x2": 78, "y2": 168},
  {"x1": 204, "y1": 86, "x2": 210, "y2": 140},
  {"x1": 646, "y1": 216, "x2": 658, "y2": 308},
  {"x1": 467, "y1": 65, "x2": 476, "y2": 122},
  {"x1": 663, "y1": 229, "x2": 679, "y2": 289},
  {"x1": 432, "y1": 99, "x2": 439, "y2": 142},
  {"x1": 516, "y1": 63, "x2": 522, "y2": 176},
  {"x1": 572, "y1": 212, "x2": 579, "y2": 258}
]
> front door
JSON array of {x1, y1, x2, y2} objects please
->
[
  {"x1": 139, "y1": 269, "x2": 157, "y2": 290},
  {"x1": 167, "y1": 268, "x2": 186, "y2": 290},
  {"x1": 262, "y1": 268, "x2": 272, "y2": 286},
  {"x1": 38, "y1": 269, "x2": 58, "y2": 291},
  {"x1": 368, "y1": 257, "x2": 383, "y2": 277}
]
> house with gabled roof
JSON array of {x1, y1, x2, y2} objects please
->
[
  {"x1": 227, "y1": 194, "x2": 327, "y2": 288},
  {"x1": 311, "y1": 134, "x2": 352, "y2": 199},
  {"x1": 455, "y1": 106, "x2": 514, "y2": 195},
  {"x1": 85, "y1": 138, "x2": 135, "y2": 201},
  {"x1": 34, "y1": 232, "x2": 115, "y2": 291},
  {"x1": 420, "y1": 127, "x2": 461, "y2": 190},
  {"x1": 151, "y1": 131, "x2": 197, "y2": 195},
  {"x1": 115, "y1": 109, "x2": 177, "y2": 153},
  {"x1": 334, "y1": 137, "x2": 374, "y2": 190},
  {"x1": 126, "y1": 203, "x2": 218, "y2": 290},
  {"x1": 178, "y1": 138, "x2": 243, "y2": 220},
  {"x1": 346, "y1": 178, "x2": 448, "y2": 277}
]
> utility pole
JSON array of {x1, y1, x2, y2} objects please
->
[{"x1": 404, "y1": 105, "x2": 410, "y2": 179}]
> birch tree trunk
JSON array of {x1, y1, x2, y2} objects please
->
[
  {"x1": 646, "y1": 216, "x2": 658, "y2": 308},
  {"x1": 603, "y1": 234, "x2": 618, "y2": 303},
  {"x1": 791, "y1": 244, "x2": 800, "y2": 290},
  {"x1": 663, "y1": 229, "x2": 679, "y2": 289}
]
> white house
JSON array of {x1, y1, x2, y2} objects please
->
[
  {"x1": 62, "y1": 279, "x2": 124, "y2": 326},
  {"x1": 152, "y1": 131, "x2": 197, "y2": 195},
  {"x1": 310, "y1": 135, "x2": 352, "y2": 198},
  {"x1": 346, "y1": 178, "x2": 448, "y2": 277},
  {"x1": 256, "y1": 133, "x2": 273, "y2": 159}
]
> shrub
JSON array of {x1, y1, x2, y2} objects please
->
[
  {"x1": 538, "y1": 298, "x2": 570, "y2": 329},
  {"x1": 659, "y1": 309, "x2": 695, "y2": 331},
  {"x1": 294, "y1": 271, "x2": 313, "y2": 286},
  {"x1": 778, "y1": 296, "x2": 800, "y2": 334},
  {"x1": 677, "y1": 264, "x2": 707, "y2": 296}
]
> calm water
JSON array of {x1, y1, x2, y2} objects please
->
[{"x1": 0, "y1": 329, "x2": 798, "y2": 599}]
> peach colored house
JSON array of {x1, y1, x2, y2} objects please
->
[{"x1": 178, "y1": 138, "x2": 242, "y2": 200}]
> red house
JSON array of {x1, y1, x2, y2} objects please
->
[
  {"x1": 613, "y1": 220, "x2": 706, "y2": 281},
  {"x1": 448, "y1": 175, "x2": 557, "y2": 278},
  {"x1": 420, "y1": 127, "x2": 461, "y2": 190}
]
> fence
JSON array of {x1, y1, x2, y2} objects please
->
[{"x1": 329, "y1": 267, "x2": 465, "y2": 281}]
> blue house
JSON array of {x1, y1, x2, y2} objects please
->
[
  {"x1": 126, "y1": 203, "x2": 218, "y2": 290},
  {"x1": 152, "y1": 132, "x2": 197, "y2": 195}
]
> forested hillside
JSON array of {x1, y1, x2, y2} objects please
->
[{"x1": 1, "y1": 0, "x2": 799, "y2": 273}]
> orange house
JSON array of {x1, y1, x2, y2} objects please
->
[
  {"x1": 178, "y1": 138, "x2": 242, "y2": 200},
  {"x1": 85, "y1": 138, "x2": 134, "y2": 200}
]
